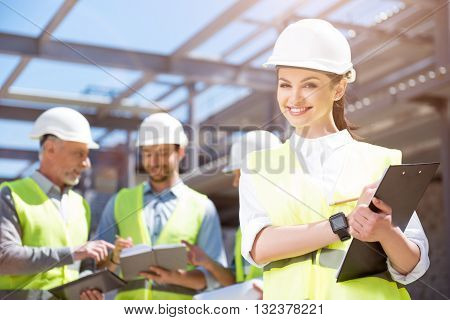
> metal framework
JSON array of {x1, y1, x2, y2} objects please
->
[
  {"x1": 0, "y1": 0, "x2": 447, "y2": 166},
  {"x1": 0, "y1": 0, "x2": 449, "y2": 298}
]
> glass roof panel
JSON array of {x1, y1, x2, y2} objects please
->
[
  {"x1": 0, "y1": 159, "x2": 30, "y2": 179},
  {"x1": 11, "y1": 58, "x2": 142, "y2": 99},
  {"x1": 19, "y1": 160, "x2": 39, "y2": 178},
  {"x1": 53, "y1": 0, "x2": 238, "y2": 55},
  {"x1": 189, "y1": 21, "x2": 258, "y2": 60},
  {"x1": 225, "y1": 28, "x2": 278, "y2": 65},
  {"x1": 0, "y1": 119, "x2": 38, "y2": 150},
  {"x1": 295, "y1": 0, "x2": 341, "y2": 18},
  {"x1": 155, "y1": 74, "x2": 185, "y2": 85},
  {"x1": 0, "y1": 54, "x2": 21, "y2": 87},
  {"x1": 0, "y1": 0, "x2": 64, "y2": 37},
  {"x1": 124, "y1": 82, "x2": 173, "y2": 107},
  {"x1": 242, "y1": 0, "x2": 302, "y2": 23},
  {"x1": 170, "y1": 103, "x2": 189, "y2": 123},
  {"x1": 327, "y1": 0, "x2": 405, "y2": 27},
  {"x1": 158, "y1": 87, "x2": 188, "y2": 109},
  {"x1": 195, "y1": 85, "x2": 252, "y2": 122},
  {"x1": 100, "y1": 129, "x2": 127, "y2": 148},
  {"x1": 195, "y1": 82, "x2": 207, "y2": 91},
  {"x1": 91, "y1": 127, "x2": 108, "y2": 140},
  {"x1": 249, "y1": 50, "x2": 272, "y2": 68}
]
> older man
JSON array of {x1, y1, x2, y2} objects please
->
[{"x1": 0, "y1": 107, "x2": 113, "y2": 299}]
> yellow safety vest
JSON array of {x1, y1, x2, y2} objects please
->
[
  {"x1": 234, "y1": 228, "x2": 263, "y2": 282},
  {"x1": 113, "y1": 183, "x2": 207, "y2": 300},
  {"x1": 0, "y1": 178, "x2": 90, "y2": 290},
  {"x1": 247, "y1": 140, "x2": 410, "y2": 300}
]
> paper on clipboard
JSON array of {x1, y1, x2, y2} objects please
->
[{"x1": 193, "y1": 279, "x2": 263, "y2": 300}]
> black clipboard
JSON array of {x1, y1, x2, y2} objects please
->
[
  {"x1": 336, "y1": 162, "x2": 439, "y2": 283},
  {"x1": 49, "y1": 270, "x2": 127, "y2": 300}
]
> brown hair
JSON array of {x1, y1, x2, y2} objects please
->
[{"x1": 327, "y1": 72, "x2": 359, "y2": 138}]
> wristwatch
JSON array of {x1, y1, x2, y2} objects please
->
[{"x1": 329, "y1": 212, "x2": 351, "y2": 241}]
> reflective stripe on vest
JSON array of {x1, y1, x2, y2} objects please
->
[
  {"x1": 113, "y1": 183, "x2": 206, "y2": 300},
  {"x1": 0, "y1": 178, "x2": 90, "y2": 290},
  {"x1": 264, "y1": 248, "x2": 345, "y2": 272},
  {"x1": 234, "y1": 228, "x2": 263, "y2": 282},
  {"x1": 247, "y1": 140, "x2": 410, "y2": 300}
]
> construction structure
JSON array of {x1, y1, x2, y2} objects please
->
[{"x1": 0, "y1": 0, "x2": 448, "y2": 299}]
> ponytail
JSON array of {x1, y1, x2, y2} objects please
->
[{"x1": 329, "y1": 74, "x2": 359, "y2": 139}]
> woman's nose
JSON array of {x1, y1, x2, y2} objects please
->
[{"x1": 290, "y1": 87, "x2": 305, "y2": 105}]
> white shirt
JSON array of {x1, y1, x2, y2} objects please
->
[{"x1": 239, "y1": 130, "x2": 430, "y2": 285}]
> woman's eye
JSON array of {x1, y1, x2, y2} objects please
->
[
  {"x1": 279, "y1": 83, "x2": 290, "y2": 88},
  {"x1": 304, "y1": 83, "x2": 317, "y2": 88}
]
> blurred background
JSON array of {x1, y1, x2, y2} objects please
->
[{"x1": 0, "y1": 0, "x2": 448, "y2": 299}]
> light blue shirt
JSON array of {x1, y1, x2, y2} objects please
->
[{"x1": 95, "y1": 180, "x2": 228, "y2": 290}]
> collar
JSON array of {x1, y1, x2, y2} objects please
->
[
  {"x1": 290, "y1": 129, "x2": 354, "y2": 154},
  {"x1": 30, "y1": 171, "x2": 69, "y2": 196},
  {"x1": 143, "y1": 179, "x2": 186, "y2": 199}
]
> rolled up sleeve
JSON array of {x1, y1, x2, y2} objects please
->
[
  {"x1": 387, "y1": 211, "x2": 430, "y2": 285},
  {"x1": 239, "y1": 171, "x2": 271, "y2": 268}
]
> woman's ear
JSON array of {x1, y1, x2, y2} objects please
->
[{"x1": 334, "y1": 79, "x2": 348, "y2": 101}]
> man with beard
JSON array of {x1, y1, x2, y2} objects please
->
[
  {"x1": 96, "y1": 113, "x2": 227, "y2": 300},
  {"x1": 0, "y1": 107, "x2": 113, "y2": 299}
]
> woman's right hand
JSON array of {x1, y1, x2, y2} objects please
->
[
  {"x1": 348, "y1": 182, "x2": 394, "y2": 243},
  {"x1": 111, "y1": 236, "x2": 133, "y2": 265},
  {"x1": 356, "y1": 181, "x2": 379, "y2": 207}
]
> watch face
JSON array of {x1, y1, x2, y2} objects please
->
[{"x1": 332, "y1": 216, "x2": 347, "y2": 230}]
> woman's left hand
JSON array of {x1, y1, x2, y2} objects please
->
[{"x1": 348, "y1": 197, "x2": 395, "y2": 242}]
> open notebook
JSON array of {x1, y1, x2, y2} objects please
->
[{"x1": 120, "y1": 243, "x2": 187, "y2": 281}]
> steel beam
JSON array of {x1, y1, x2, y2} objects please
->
[
  {"x1": 0, "y1": 0, "x2": 78, "y2": 98},
  {"x1": 5, "y1": 90, "x2": 163, "y2": 115},
  {"x1": 110, "y1": 73, "x2": 155, "y2": 105},
  {"x1": 0, "y1": 57, "x2": 31, "y2": 97},
  {"x1": 0, "y1": 32, "x2": 275, "y2": 91},
  {"x1": 39, "y1": 0, "x2": 78, "y2": 43},
  {"x1": 0, "y1": 148, "x2": 38, "y2": 161},
  {"x1": 0, "y1": 103, "x2": 141, "y2": 130},
  {"x1": 172, "y1": 0, "x2": 259, "y2": 57}
]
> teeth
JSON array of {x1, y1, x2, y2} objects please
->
[{"x1": 290, "y1": 107, "x2": 308, "y2": 112}]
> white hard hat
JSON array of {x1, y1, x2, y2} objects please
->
[
  {"x1": 264, "y1": 19, "x2": 356, "y2": 83},
  {"x1": 30, "y1": 107, "x2": 99, "y2": 149},
  {"x1": 222, "y1": 130, "x2": 282, "y2": 173},
  {"x1": 137, "y1": 113, "x2": 188, "y2": 147}
]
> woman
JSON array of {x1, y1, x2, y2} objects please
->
[{"x1": 239, "y1": 19, "x2": 429, "y2": 300}]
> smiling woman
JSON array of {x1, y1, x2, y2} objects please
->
[
  {"x1": 238, "y1": 19, "x2": 430, "y2": 300},
  {"x1": 277, "y1": 68, "x2": 350, "y2": 138}
]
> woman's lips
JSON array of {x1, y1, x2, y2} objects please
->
[{"x1": 286, "y1": 106, "x2": 313, "y2": 116}]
